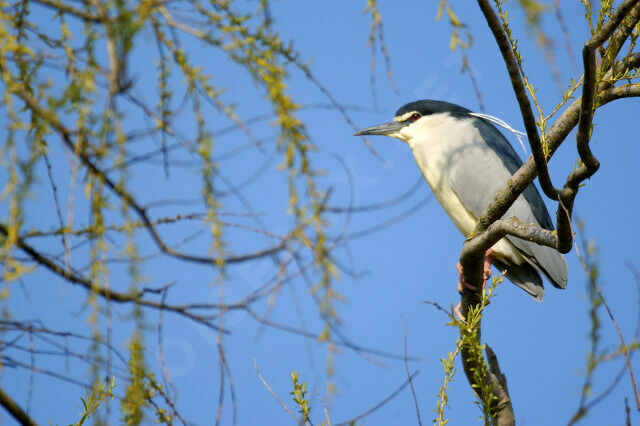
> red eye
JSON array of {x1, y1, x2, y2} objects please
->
[{"x1": 410, "y1": 113, "x2": 421, "y2": 122}]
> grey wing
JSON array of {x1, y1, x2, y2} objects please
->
[{"x1": 448, "y1": 117, "x2": 568, "y2": 292}]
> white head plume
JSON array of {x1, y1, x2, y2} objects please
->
[{"x1": 469, "y1": 112, "x2": 528, "y2": 156}]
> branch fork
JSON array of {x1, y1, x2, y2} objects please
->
[{"x1": 455, "y1": 1, "x2": 640, "y2": 423}]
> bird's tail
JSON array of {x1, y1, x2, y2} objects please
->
[{"x1": 493, "y1": 259, "x2": 545, "y2": 301}]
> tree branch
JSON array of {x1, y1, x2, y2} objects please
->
[
  {"x1": 600, "y1": 82, "x2": 640, "y2": 102},
  {"x1": 0, "y1": 224, "x2": 227, "y2": 333},
  {"x1": 462, "y1": 217, "x2": 558, "y2": 263},
  {"x1": 0, "y1": 76, "x2": 288, "y2": 268},
  {"x1": 457, "y1": 1, "x2": 640, "y2": 423},
  {"x1": 31, "y1": 0, "x2": 102, "y2": 22},
  {"x1": 556, "y1": 0, "x2": 639, "y2": 252},
  {"x1": 485, "y1": 345, "x2": 514, "y2": 425},
  {"x1": 605, "y1": 2, "x2": 640, "y2": 66},
  {"x1": 0, "y1": 386, "x2": 37, "y2": 426},
  {"x1": 477, "y1": 0, "x2": 558, "y2": 201}
]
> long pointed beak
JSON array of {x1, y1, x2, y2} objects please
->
[{"x1": 353, "y1": 121, "x2": 405, "y2": 136}]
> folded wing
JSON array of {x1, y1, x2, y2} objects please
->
[{"x1": 448, "y1": 116, "x2": 568, "y2": 299}]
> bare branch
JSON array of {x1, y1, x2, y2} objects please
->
[
  {"x1": 477, "y1": 0, "x2": 558, "y2": 201},
  {"x1": 403, "y1": 318, "x2": 422, "y2": 426},
  {"x1": 462, "y1": 217, "x2": 559, "y2": 261},
  {"x1": 31, "y1": 0, "x2": 101, "y2": 22},
  {"x1": 335, "y1": 371, "x2": 420, "y2": 426},
  {"x1": 0, "y1": 223, "x2": 227, "y2": 333},
  {"x1": 557, "y1": 0, "x2": 640, "y2": 252},
  {"x1": 485, "y1": 345, "x2": 514, "y2": 424},
  {"x1": 0, "y1": 386, "x2": 37, "y2": 426},
  {"x1": 253, "y1": 358, "x2": 302, "y2": 425},
  {"x1": 605, "y1": 2, "x2": 640, "y2": 65}
]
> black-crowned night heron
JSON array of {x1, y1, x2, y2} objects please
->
[{"x1": 355, "y1": 100, "x2": 568, "y2": 304}]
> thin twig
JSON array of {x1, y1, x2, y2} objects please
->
[
  {"x1": 316, "y1": 387, "x2": 331, "y2": 426},
  {"x1": 403, "y1": 317, "x2": 422, "y2": 426},
  {"x1": 574, "y1": 241, "x2": 640, "y2": 410},
  {"x1": 335, "y1": 371, "x2": 420, "y2": 426},
  {"x1": 40, "y1": 149, "x2": 69, "y2": 267},
  {"x1": 253, "y1": 358, "x2": 302, "y2": 425},
  {"x1": 626, "y1": 398, "x2": 631, "y2": 426},
  {"x1": 553, "y1": 0, "x2": 578, "y2": 73}
]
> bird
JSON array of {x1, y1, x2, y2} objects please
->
[{"x1": 354, "y1": 99, "x2": 568, "y2": 306}]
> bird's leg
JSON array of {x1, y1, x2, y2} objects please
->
[
  {"x1": 454, "y1": 249, "x2": 494, "y2": 321},
  {"x1": 456, "y1": 249, "x2": 493, "y2": 292}
]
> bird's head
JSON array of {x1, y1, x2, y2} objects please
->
[{"x1": 354, "y1": 99, "x2": 470, "y2": 143}]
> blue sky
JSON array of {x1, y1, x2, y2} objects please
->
[{"x1": 3, "y1": 1, "x2": 640, "y2": 425}]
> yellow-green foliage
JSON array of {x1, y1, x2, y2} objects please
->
[
  {"x1": 436, "y1": 0, "x2": 472, "y2": 51},
  {"x1": 517, "y1": 0, "x2": 551, "y2": 47},
  {"x1": 434, "y1": 341, "x2": 462, "y2": 425},
  {"x1": 290, "y1": 371, "x2": 311, "y2": 423},
  {"x1": 364, "y1": 0, "x2": 398, "y2": 97},
  {"x1": 0, "y1": 9, "x2": 40, "y2": 286},
  {"x1": 122, "y1": 333, "x2": 151, "y2": 425},
  {"x1": 364, "y1": 0, "x2": 382, "y2": 44},
  {"x1": 434, "y1": 274, "x2": 504, "y2": 425},
  {"x1": 74, "y1": 376, "x2": 117, "y2": 426},
  {"x1": 0, "y1": 0, "x2": 342, "y2": 418}
]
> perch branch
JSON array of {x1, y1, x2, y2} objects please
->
[{"x1": 457, "y1": 1, "x2": 640, "y2": 423}]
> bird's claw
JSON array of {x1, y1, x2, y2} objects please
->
[
  {"x1": 454, "y1": 302, "x2": 466, "y2": 322},
  {"x1": 457, "y1": 249, "x2": 494, "y2": 292},
  {"x1": 455, "y1": 249, "x2": 494, "y2": 321},
  {"x1": 457, "y1": 263, "x2": 478, "y2": 293}
]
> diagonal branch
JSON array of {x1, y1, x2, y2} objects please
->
[
  {"x1": 477, "y1": 0, "x2": 558, "y2": 201},
  {"x1": 605, "y1": 2, "x2": 640, "y2": 66},
  {"x1": 0, "y1": 77, "x2": 288, "y2": 268},
  {"x1": 0, "y1": 386, "x2": 37, "y2": 426},
  {"x1": 576, "y1": 0, "x2": 639, "y2": 167},
  {"x1": 31, "y1": 0, "x2": 102, "y2": 22},
  {"x1": 0, "y1": 224, "x2": 227, "y2": 333}
]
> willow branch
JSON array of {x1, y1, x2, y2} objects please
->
[
  {"x1": 0, "y1": 78, "x2": 287, "y2": 267},
  {"x1": 477, "y1": 0, "x2": 558, "y2": 201},
  {"x1": 0, "y1": 224, "x2": 227, "y2": 333},
  {"x1": 600, "y1": 82, "x2": 640, "y2": 101},
  {"x1": 605, "y1": 2, "x2": 640, "y2": 65},
  {"x1": 556, "y1": 0, "x2": 639, "y2": 252},
  {"x1": 458, "y1": 1, "x2": 639, "y2": 423},
  {"x1": 0, "y1": 386, "x2": 37, "y2": 426},
  {"x1": 485, "y1": 345, "x2": 514, "y2": 424},
  {"x1": 465, "y1": 2, "x2": 640, "y2": 282},
  {"x1": 459, "y1": 344, "x2": 514, "y2": 425},
  {"x1": 31, "y1": 0, "x2": 101, "y2": 22},
  {"x1": 463, "y1": 217, "x2": 558, "y2": 261}
]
